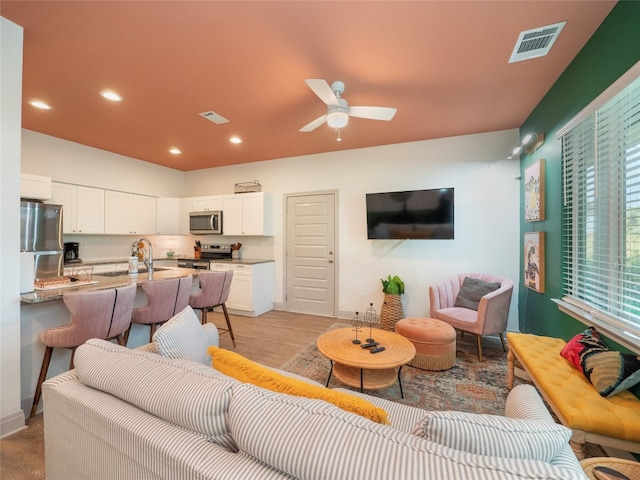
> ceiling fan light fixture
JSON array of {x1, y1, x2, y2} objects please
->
[{"x1": 326, "y1": 104, "x2": 349, "y2": 129}]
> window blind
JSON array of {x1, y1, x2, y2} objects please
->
[{"x1": 560, "y1": 66, "x2": 640, "y2": 344}]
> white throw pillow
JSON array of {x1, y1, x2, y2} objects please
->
[
  {"x1": 153, "y1": 306, "x2": 212, "y2": 365},
  {"x1": 412, "y1": 411, "x2": 571, "y2": 463}
]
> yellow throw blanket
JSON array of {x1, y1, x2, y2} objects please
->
[{"x1": 208, "y1": 346, "x2": 389, "y2": 425}]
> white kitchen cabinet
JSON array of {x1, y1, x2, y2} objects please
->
[
  {"x1": 179, "y1": 197, "x2": 194, "y2": 235},
  {"x1": 51, "y1": 182, "x2": 104, "y2": 234},
  {"x1": 21, "y1": 173, "x2": 51, "y2": 200},
  {"x1": 192, "y1": 195, "x2": 223, "y2": 212},
  {"x1": 153, "y1": 259, "x2": 178, "y2": 268},
  {"x1": 207, "y1": 261, "x2": 274, "y2": 316},
  {"x1": 104, "y1": 190, "x2": 157, "y2": 235},
  {"x1": 156, "y1": 197, "x2": 179, "y2": 235},
  {"x1": 222, "y1": 192, "x2": 273, "y2": 236}
]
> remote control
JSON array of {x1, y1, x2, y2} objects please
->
[
  {"x1": 370, "y1": 347, "x2": 385, "y2": 354},
  {"x1": 361, "y1": 342, "x2": 379, "y2": 349},
  {"x1": 593, "y1": 466, "x2": 631, "y2": 480}
]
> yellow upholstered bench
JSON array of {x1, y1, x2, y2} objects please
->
[{"x1": 507, "y1": 332, "x2": 640, "y2": 459}]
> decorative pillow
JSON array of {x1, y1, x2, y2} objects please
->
[
  {"x1": 412, "y1": 411, "x2": 571, "y2": 463},
  {"x1": 582, "y1": 348, "x2": 640, "y2": 398},
  {"x1": 208, "y1": 346, "x2": 389, "y2": 424},
  {"x1": 560, "y1": 327, "x2": 640, "y2": 397},
  {"x1": 559, "y1": 327, "x2": 600, "y2": 373},
  {"x1": 454, "y1": 277, "x2": 501, "y2": 311},
  {"x1": 153, "y1": 306, "x2": 212, "y2": 365}
]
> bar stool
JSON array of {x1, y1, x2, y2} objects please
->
[
  {"x1": 30, "y1": 283, "x2": 136, "y2": 418},
  {"x1": 188, "y1": 270, "x2": 236, "y2": 347},
  {"x1": 126, "y1": 274, "x2": 193, "y2": 344}
]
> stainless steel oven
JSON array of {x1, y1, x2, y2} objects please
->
[
  {"x1": 177, "y1": 259, "x2": 211, "y2": 269},
  {"x1": 177, "y1": 244, "x2": 232, "y2": 269}
]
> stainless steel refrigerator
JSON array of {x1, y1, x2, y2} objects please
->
[{"x1": 20, "y1": 201, "x2": 64, "y2": 277}]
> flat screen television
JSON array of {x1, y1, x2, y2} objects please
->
[{"x1": 366, "y1": 188, "x2": 454, "y2": 239}]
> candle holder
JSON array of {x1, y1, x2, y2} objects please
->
[
  {"x1": 351, "y1": 311, "x2": 363, "y2": 344},
  {"x1": 364, "y1": 303, "x2": 378, "y2": 343}
]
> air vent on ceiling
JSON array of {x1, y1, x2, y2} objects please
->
[
  {"x1": 509, "y1": 21, "x2": 566, "y2": 63},
  {"x1": 199, "y1": 110, "x2": 230, "y2": 124}
]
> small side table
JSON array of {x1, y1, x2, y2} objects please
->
[{"x1": 580, "y1": 457, "x2": 640, "y2": 480}]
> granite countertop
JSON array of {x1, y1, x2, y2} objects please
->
[
  {"x1": 75, "y1": 257, "x2": 274, "y2": 266},
  {"x1": 204, "y1": 258, "x2": 274, "y2": 265},
  {"x1": 20, "y1": 267, "x2": 200, "y2": 305}
]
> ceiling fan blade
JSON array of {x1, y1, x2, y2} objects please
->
[
  {"x1": 299, "y1": 114, "x2": 327, "y2": 132},
  {"x1": 349, "y1": 106, "x2": 397, "y2": 121},
  {"x1": 305, "y1": 79, "x2": 339, "y2": 106}
]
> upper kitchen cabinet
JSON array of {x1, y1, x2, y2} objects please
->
[
  {"x1": 50, "y1": 182, "x2": 104, "y2": 234},
  {"x1": 222, "y1": 192, "x2": 273, "y2": 236},
  {"x1": 192, "y1": 195, "x2": 223, "y2": 212},
  {"x1": 21, "y1": 173, "x2": 51, "y2": 200},
  {"x1": 104, "y1": 190, "x2": 157, "y2": 235},
  {"x1": 179, "y1": 197, "x2": 194, "y2": 235},
  {"x1": 156, "y1": 197, "x2": 179, "y2": 235}
]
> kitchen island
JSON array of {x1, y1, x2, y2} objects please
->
[{"x1": 20, "y1": 267, "x2": 200, "y2": 416}]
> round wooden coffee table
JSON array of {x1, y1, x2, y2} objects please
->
[{"x1": 316, "y1": 327, "x2": 416, "y2": 396}]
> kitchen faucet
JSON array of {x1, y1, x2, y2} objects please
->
[{"x1": 132, "y1": 238, "x2": 153, "y2": 275}]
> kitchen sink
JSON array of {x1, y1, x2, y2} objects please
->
[{"x1": 98, "y1": 267, "x2": 172, "y2": 277}]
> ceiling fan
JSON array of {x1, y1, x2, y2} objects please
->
[{"x1": 299, "y1": 79, "x2": 397, "y2": 132}]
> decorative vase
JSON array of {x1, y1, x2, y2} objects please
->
[{"x1": 380, "y1": 293, "x2": 404, "y2": 331}]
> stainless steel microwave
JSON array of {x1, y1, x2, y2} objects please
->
[{"x1": 189, "y1": 210, "x2": 222, "y2": 235}]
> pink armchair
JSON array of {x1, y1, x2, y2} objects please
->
[{"x1": 429, "y1": 273, "x2": 513, "y2": 361}]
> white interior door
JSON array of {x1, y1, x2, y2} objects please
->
[{"x1": 285, "y1": 193, "x2": 336, "y2": 317}]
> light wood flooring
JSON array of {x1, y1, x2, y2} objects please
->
[
  {"x1": 211, "y1": 309, "x2": 343, "y2": 367},
  {"x1": 0, "y1": 310, "x2": 340, "y2": 480}
]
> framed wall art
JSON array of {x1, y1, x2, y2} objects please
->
[
  {"x1": 524, "y1": 159, "x2": 545, "y2": 222},
  {"x1": 524, "y1": 231, "x2": 545, "y2": 293}
]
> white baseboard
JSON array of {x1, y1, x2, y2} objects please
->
[{"x1": 0, "y1": 409, "x2": 26, "y2": 439}]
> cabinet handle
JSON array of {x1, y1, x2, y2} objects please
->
[{"x1": 328, "y1": 260, "x2": 334, "y2": 263}]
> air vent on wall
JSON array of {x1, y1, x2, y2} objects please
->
[
  {"x1": 199, "y1": 110, "x2": 230, "y2": 124},
  {"x1": 509, "y1": 21, "x2": 566, "y2": 63}
]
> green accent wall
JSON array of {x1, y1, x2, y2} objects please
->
[{"x1": 518, "y1": 1, "x2": 640, "y2": 340}]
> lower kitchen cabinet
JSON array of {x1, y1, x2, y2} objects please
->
[{"x1": 208, "y1": 261, "x2": 274, "y2": 317}]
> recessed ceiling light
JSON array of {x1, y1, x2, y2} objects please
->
[
  {"x1": 100, "y1": 90, "x2": 123, "y2": 102},
  {"x1": 169, "y1": 148, "x2": 181, "y2": 155},
  {"x1": 230, "y1": 136, "x2": 242, "y2": 144},
  {"x1": 28, "y1": 100, "x2": 52, "y2": 110}
]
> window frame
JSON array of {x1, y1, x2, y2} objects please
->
[{"x1": 554, "y1": 60, "x2": 640, "y2": 354}]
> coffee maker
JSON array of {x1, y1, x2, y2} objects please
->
[{"x1": 64, "y1": 242, "x2": 81, "y2": 264}]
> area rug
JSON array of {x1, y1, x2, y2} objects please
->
[
  {"x1": 280, "y1": 323, "x2": 608, "y2": 459},
  {"x1": 279, "y1": 323, "x2": 518, "y2": 415}
]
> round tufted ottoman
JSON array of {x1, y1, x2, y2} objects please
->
[{"x1": 395, "y1": 317, "x2": 456, "y2": 371}]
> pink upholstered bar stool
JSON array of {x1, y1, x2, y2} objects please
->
[
  {"x1": 188, "y1": 270, "x2": 236, "y2": 347},
  {"x1": 126, "y1": 274, "x2": 192, "y2": 343},
  {"x1": 30, "y1": 283, "x2": 136, "y2": 418}
]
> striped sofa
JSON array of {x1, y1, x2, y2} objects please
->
[{"x1": 42, "y1": 336, "x2": 587, "y2": 479}]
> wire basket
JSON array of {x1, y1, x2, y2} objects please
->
[{"x1": 234, "y1": 180, "x2": 261, "y2": 194}]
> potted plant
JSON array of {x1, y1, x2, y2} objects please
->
[{"x1": 380, "y1": 275, "x2": 405, "y2": 331}]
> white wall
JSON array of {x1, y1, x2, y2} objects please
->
[
  {"x1": 1, "y1": 17, "x2": 26, "y2": 437},
  {"x1": 21, "y1": 130, "x2": 186, "y2": 197},
  {"x1": 185, "y1": 129, "x2": 521, "y2": 329},
  {"x1": 20, "y1": 125, "x2": 521, "y2": 331}
]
